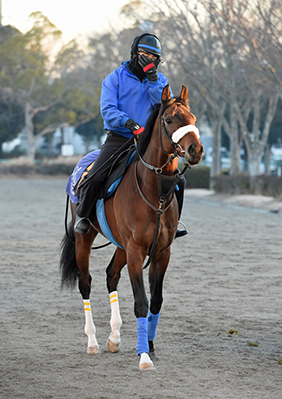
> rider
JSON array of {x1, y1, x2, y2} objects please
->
[{"x1": 74, "y1": 33, "x2": 188, "y2": 238}]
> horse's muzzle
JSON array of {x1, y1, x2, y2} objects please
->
[{"x1": 186, "y1": 143, "x2": 204, "y2": 165}]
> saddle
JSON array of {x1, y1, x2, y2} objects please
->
[
  {"x1": 66, "y1": 146, "x2": 136, "y2": 205},
  {"x1": 95, "y1": 147, "x2": 136, "y2": 249},
  {"x1": 102, "y1": 145, "x2": 136, "y2": 199}
]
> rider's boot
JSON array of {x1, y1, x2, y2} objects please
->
[
  {"x1": 174, "y1": 220, "x2": 188, "y2": 239},
  {"x1": 175, "y1": 228, "x2": 188, "y2": 238},
  {"x1": 174, "y1": 178, "x2": 188, "y2": 239},
  {"x1": 74, "y1": 215, "x2": 90, "y2": 234}
]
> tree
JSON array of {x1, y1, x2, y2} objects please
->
[
  {"x1": 0, "y1": 25, "x2": 24, "y2": 149},
  {"x1": 0, "y1": 89, "x2": 24, "y2": 151},
  {"x1": 121, "y1": 0, "x2": 281, "y2": 175},
  {"x1": 199, "y1": 0, "x2": 280, "y2": 175},
  {"x1": 75, "y1": 114, "x2": 104, "y2": 153},
  {"x1": 0, "y1": 12, "x2": 99, "y2": 161}
]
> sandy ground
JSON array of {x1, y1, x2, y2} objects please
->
[{"x1": 1, "y1": 178, "x2": 282, "y2": 399}]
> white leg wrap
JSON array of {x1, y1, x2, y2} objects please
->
[
  {"x1": 83, "y1": 299, "x2": 99, "y2": 348},
  {"x1": 109, "y1": 291, "x2": 122, "y2": 344}
]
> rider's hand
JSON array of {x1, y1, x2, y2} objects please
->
[
  {"x1": 138, "y1": 54, "x2": 158, "y2": 82},
  {"x1": 125, "y1": 118, "x2": 144, "y2": 135}
]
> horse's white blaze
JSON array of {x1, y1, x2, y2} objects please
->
[
  {"x1": 108, "y1": 291, "x2": 122, "y2": 345},
  {"x1": 139, "y1": 353, "x2": 155, "y2": 370},
  {"x1": 83, "y1": 299, "x2": 99, "y2": 352},
  {"x1": 171, "y1": 125, "x2": 200, "y2": 143}
]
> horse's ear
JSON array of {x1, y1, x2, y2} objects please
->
[
  {"x1": 161, "y1": 84, "x2": 171, "y2": 103},
  {"x1": 180, "y1": 85, "x2": 189, "y2": 104}
]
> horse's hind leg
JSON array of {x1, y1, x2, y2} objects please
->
[
  {"x1": 106, "y1": 248, "x2": 126, "y2": 353},
  {"x1": 76, "y1": 232, "x2": 100, "y2": 354}
]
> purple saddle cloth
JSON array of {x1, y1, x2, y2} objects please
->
[{"x1": 66, "y1": 150, "x2": 100, "y2": 204}]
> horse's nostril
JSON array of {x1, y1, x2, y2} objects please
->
[{"x1": 188, "y1": 144, "x2": 195, "y2": 156}]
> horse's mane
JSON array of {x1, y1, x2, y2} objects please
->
[
  {"x1": 133, "y1": 104, "x2": 161, "y2": 160},
  {"x1": 133, "y1": 96, "x2": 190, "y2": 160}
]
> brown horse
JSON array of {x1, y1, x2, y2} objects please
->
[{"x1": 60, "y1": 85, "x2": 204, "y2": 370}]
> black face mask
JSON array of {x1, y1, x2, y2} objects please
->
[{"x1": 128, "y1": 55, "x2": 146, "y2": 81}]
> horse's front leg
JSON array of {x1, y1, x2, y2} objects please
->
[
  {"x1": 127, "y1": 242, "x2": 155, "y2": 371},
  {"x1": 148, "y1": 248, "x2": 171, "y2": 360},
  {"x1": 75, "y1": 232, "x2": 100, "y2": 354},
  {"x1": 106, "y1": 248, "x2": 126, "y2": 353}
]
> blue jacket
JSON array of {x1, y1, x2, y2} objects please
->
[{"x1": 100, "y1": 61, "x2": 171, "y2": 138}]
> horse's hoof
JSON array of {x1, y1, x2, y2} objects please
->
[
  {"x1": 139, "y1": 361, "x2": 156, "y2": 371},
  {"x1": 149, "y1": 350, "x2": 158, "y2": 362},
  {"x1": 139, "y1": 353, "x2": 156, "y2": 371},
  {"x1": 87, "y1": 345, "x2": 99, "y2": 354},
  {"x1": 106, "y1": 339, "x2": 120, "y2": 353}
]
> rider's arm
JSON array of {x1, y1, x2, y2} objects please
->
[{"x1": 100, "y1": 69, "x2": 130, "y2": 130}]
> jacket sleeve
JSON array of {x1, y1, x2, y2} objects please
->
[{"x1": 100, "y1": 70, "x2": 129, "y2": 129}]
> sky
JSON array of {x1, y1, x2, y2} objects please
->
[{"x1": 2, "y1": 0, "x2": 129, "y2": 43}]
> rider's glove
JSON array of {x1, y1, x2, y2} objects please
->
[
  {"x1": 138, "y1": 54, "x2": 158, "y2": 82},
  {"x1": 125, "y1": 118, "x2": 144, "y2": 135}
]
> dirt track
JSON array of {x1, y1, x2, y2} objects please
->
[{"x1": 1, "y1": 178, "x2": 282, "y2": 399}]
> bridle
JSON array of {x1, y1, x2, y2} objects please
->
[{"x1": 136, "y1": 99, "x2": 200, "y2": 176}]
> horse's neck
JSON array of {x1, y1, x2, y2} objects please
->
[
  {"x1": 138, "y1": 141, "x2": 179, "y2": 203},
  {"x1": 142, "y1": 133, "x2": 178, "y2": 175}
]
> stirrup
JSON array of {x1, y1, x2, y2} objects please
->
[
  {"x1": 175, "y1": 221, "x2": 189, "y2": 239},
  {"x1": 74, "y1": 216, "x2": 90, "y2": 234}
]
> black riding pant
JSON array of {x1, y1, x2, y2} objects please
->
[
  {"x1": 76, "y1": 132, "x2": 130, "y2": 219},
  {"x1": 175, "y1": 176, "x2": 185, "y2": 218}
]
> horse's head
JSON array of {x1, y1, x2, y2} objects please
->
[{"x1": 160, "y1": 85, "x2": 204, "y2": 166}]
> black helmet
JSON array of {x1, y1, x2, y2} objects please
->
[
  {"x1": 137, "y1": 34, "x2": 161, "y2": 56},
  {"x1": 130, "y1": 33, "x2": 161, "y2": 58}
]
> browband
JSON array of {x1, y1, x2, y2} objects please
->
[{"x1": 171, "y1": 125, "x2": 200, "y2": 143}]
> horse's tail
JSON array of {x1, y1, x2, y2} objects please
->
[{"x1": 60, "y1": 223, "x2": 78, "y2": 289}]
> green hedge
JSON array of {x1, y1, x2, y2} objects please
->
[
  {"x1": 0, "y1": 163, "x2": 75, "y2": 176},
  {"x1": 212, "y1": 174, "x2": 282, "y2": 197},
  {"x1": 183, "y1": 165, "x2": 210, "y2": 189}
]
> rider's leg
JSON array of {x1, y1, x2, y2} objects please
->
[
  {"x1": 175, "y1": 177, "x2": 188, "y2": 238},
  {"x1": 74, "y1": 132, "x2": 129, "y2": 234}
]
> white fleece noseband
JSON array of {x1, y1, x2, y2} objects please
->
[{"x1": 171, "y1": 125, "x2": 200, "y2": 143}]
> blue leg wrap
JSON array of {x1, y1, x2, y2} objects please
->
[
  {"x1": 147, "y1": 311, "x2": 160, "y2": 341},
  {"x1": 136, "y1": 317, "x2": 149, "y2": 356}
]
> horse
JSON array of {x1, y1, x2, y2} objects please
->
[{"x1": 60, "y1": 84, "x2": 204, "y2": 370}]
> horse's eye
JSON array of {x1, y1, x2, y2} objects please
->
[{"x1": 165, "y1": 118, "x2": 172, "y2": 124}]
